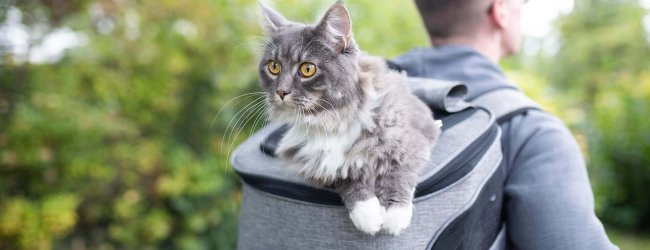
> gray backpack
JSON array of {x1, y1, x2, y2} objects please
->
[{"x1": 232, "y1": 78, "x2": 539, "y2": 250}]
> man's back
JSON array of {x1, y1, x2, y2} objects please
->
[{"x1": 392, "y1": 45, "x2": 618, "y2": 249}]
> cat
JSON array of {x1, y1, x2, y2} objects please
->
[{"x1": 257, "y1": 2, "x2": 441, "y2": 235}]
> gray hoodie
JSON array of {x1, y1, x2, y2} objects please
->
[{"x1": 392, "y1": 45, "x2": 618, "y2": 250}]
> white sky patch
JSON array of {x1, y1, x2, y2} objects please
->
[
  {"x1": 28, "y1": 28, "x2": 87, "y2": 63},
  {"x1": 521, "y1": 0, "x2": 575, "y2": 38},
  {"x1": 1, "y1": 7, "x2": 86, "y2": 64},
  {"x1": 0, "y1": 7, "x2": 29, "y2": 56},
  {"x1": 641, "y1": 0, "x2": 650, "y2": 9}
]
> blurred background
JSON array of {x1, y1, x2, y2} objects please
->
[{"x1": 1, "y1": 0, "x2": 649, "y2": 249}]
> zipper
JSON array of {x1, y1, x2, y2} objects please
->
[
  {"x1": 238, "y1": 172, "x2": 343, "y2": 206},
  {"x1": 237, "y1": 117, "x2": 498, "y2": 206},
  {"x1": 414, "y1": 124, "x2": 498, "y2": 197}
]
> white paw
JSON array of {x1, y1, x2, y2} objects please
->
[
  {"x1": 349, "y1": 197, "x2": 383, "y2": 235},
  {"x1": 434, "y1": 119, "x2": 443, "y2": 128},
  {"x1": 382, "y1": 203, "x2": 413, "y2": 235}
]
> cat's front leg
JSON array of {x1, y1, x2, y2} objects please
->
[
  {"x1": 335, "y1": 179, "x2": 383, "y2": 235},
  {"x1": 375, "y1": 168, "x2": 418, "y2": 235}
]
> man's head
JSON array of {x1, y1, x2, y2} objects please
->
[{"x1": 415, "y1": 0, "x2": 523, "y2": 60}]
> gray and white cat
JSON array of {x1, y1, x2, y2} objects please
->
[{"x1": 258, "y1": 2, "x2": 440, "y2": 235}]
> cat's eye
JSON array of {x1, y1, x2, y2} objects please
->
[
  {"x1": 299, "y1": 62, "x2": 317, "y2": 77},
  {"x1": 268, "y1": 60, "x2": 281, "y2": 75}
]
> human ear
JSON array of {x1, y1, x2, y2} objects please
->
[{"x1": 489, "y1": 0, "x2": 508, "y2": 29}]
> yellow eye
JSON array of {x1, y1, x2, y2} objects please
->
[
  {"x1": 299, "y1": 62, "x2": 317, "y2": 77},
  {"x1": 268, "y1": 60, "x2": 281, "y2": 75}
]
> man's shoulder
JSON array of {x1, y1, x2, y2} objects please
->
[
  {"x1": 475, "y1": 86, "x2": 572, "y2": 142},
  {"x1": 499, "y1": 106, "x2": 584, "y2": 172},
  {"x1": 503, "y1": 107, "x2": 572, "y2": 139}
]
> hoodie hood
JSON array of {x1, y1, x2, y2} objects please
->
[{"x1": 391, "y1": 45, "x2": 518, "y2": 100}]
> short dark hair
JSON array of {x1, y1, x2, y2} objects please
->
[{"x1": 414, "y1": 0, "x2": 493, "y2": 39}]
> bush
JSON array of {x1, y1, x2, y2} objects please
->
[{"x1": 0, "y1": 0, "x2": 257, "y2": 248}]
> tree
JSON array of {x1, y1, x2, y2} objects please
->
[{"x1": 542, "y1": 0, "x2": 650, "y2": 230}]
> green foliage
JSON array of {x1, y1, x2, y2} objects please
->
[
  {"x1": 607, "y1": 226, "x2": 650, "y2": 250},
  {"x1": 541, "y1": 0, "x2": 650, "y2": 230},
  {"x1": 0, "y1": 0, "x2": 426, "y2": 249}
]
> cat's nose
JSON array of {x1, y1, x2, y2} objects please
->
[{"x1": 276, "y1": 90, "x2": 291, "y2": 100}]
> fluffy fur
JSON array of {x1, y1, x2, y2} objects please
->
[{"x1": 258, "y1": 2, "x2": 440, "y2": 235}]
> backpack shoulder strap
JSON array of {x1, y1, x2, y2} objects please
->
[{"x1": 471, "y1": 88, "x2": 542, "y2": 124}]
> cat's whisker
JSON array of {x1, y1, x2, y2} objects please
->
[
  {"x1": 227, "y1": 101, "x2": 269, "y2": 170},
  {"x1": 233, "y1": 35, "x2": 271, "y2": 54},
  {"x1": 214, "y1": 92, "x2": 264, "y2": 170},
  {"x1": 221, "y1": 96, "x2": 267, "y2": 169},
  {"x1": 264, "y1": 40, "x2": 279, "y2": 53},
  {"x1": 221, "y1": 99, "x2": 264, "y2": 164},
  {"x1": 309, "y1": 99, "x2": 343, "y2": 129},
  {"x1": 292, "y1": 108, "x2": 309, "y2": 143},
  {"x1": 315, "y1": 98, "x2": 342, "y2": 119},
  {"x1": 237, "y1": 101, "x2": 267, "y2": 133},
  {"x1": 222, "y1": 96, "x2": 266, "y2": 149},
  {"x1": 224, "y1": 101, "x2": 268, "y2": 172},
  {"x1": 265, "y1": 39, "x2": 279, "y2": 51},
  {"x1": 244, "y1": 35, "x2": 279, "y2": 51},
  {"x1": 299, "y1": 108, "x2": 309, "y2": 141},
  {"x1": 295, "y1": 105, "x2": 303, "y2": 127},
  {"x1": 300, "y1": 106, "x2": 312, "y2": 139},
  {"x1": 310, "y1": 107, "x2": 327, "y2": 148},
  {"x1": 210, "y1": 92, "x2": 266, "y2": 132},
  {"x1": 321, "y1": 102, "x2": 345, "y2": 128},
  {"x1": 300, "y1": 106, "x2": 313, "y2": 141},
  {"x1": 306, "y1": 100, "x2": 328, "y2": 130},
  {"x1": 305, "y1": 101, "x2": 329, "y2": 145},
  {"x1": 306, "y1": 107, "x2": 328, "y2": 148},
  {"x1": 303, "y1": 100, "x2": 319, "y2": 125},
  {"x1": 319, "y1": 110, "x2": 332, "y2": 142},
  {"x1": 225, "y1": 105, "x2": 266, "y2": 174},
  {"x1": 245, "y1": 35, "x2": 270, "y2": 43},
  {"x1": 248, "y1": 103, "x2": 270, "y2": 139},
  {"x1": 266, "y1": 104, "x2": 276, "y2": 120},
  {"x1": 305, "y1": 108, "x2": 320, "y2": 142}
]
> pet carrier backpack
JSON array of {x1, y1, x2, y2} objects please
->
[{"x1": 232, "y1": 78, "x2": 539, "y2": 249}]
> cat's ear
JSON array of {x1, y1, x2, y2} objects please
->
[
  {"x1": 317, "y1": 2, "x2": 353, "y2": 51},
  {"x1": 260, "y1": 2, "x2": 288, "y2": 32}
]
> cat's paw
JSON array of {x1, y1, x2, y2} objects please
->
[
  {"x1": 382, "y1": 203, "x2": 413, "y2": 235},
  {"x1": 349, "y1": 197, "x2": 383, "y2": 235}
]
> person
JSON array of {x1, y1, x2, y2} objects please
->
[{"x1": 390, "y1": 0, "x2": 619, "y2": 249}]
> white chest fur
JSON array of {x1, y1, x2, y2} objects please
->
[
  {"x1": 276, "y1": 83, "x2": 381, "y2": 183},
  {"x1": 277, "y1": 120, "x2": 363, "y2": 182}
]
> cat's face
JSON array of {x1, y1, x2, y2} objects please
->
[{"x1": 258, "y1": 3, "x2": 360, "y2": 121}]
